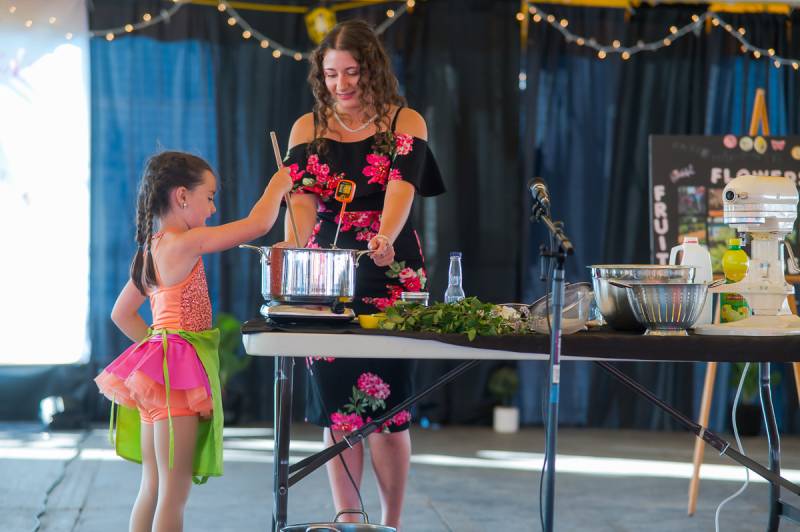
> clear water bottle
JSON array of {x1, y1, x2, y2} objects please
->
[{"x1": 444, "y1": 252, "x2": 465, "y2": 303}]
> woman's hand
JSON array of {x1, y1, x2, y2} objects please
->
[{"x1": 368, "y1": 234, "x2": 395, "y2": 267}]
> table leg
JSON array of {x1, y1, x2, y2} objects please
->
[
  {"x1": 272, "y1": 356, "x2": 294, "y2": 532},
  {"x1": 759, "y1": 362, "x2": 780, "y2": 532},
  {"x1": 688, "y1": 361, "x2": 717, "y2": 516},
  {"x1": 792, "y1": 363, "x2": 800, "y2": 408}
]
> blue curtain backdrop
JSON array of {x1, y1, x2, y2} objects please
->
[
  {"x1": 519, "y1": 5, "x2": 800, "y2": 432},
  {"x1": 90, "y1": 37, "x2": 220, "y2": 367}
]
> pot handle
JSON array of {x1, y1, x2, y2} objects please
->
[
  {"x1": 608, "y1": 280, "x2": 633, "y2": 290},
  {"x1": 334, "y1": 509, "x2": 369, "y2": 523},
  {"x1": 239, "y1": 244, "x2": 270, "y2": 263},
  {"x1": 354, "y1": 249, "x2": 373, "y2": 267},
  {"x1": 304, "y1": 527, "x2": 338, "y2": 532}
]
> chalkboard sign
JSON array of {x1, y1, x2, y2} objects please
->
[{"x1": 649, "y1": 135, "x2": 800, "y2": 273}]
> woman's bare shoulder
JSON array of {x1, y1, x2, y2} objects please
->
[
  {"x1": 289, "y1": 112, "x2": 315, "y2": 149},
  {"x1": 394, "y1": 107, "x2": 427, "y2": 140}
]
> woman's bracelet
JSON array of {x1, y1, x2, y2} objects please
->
[{"x1": 372, "y1": 234, "x2": 391, "y2": 246}]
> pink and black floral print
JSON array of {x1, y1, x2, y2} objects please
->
[
  {"x1": 329, "y1": 371, "x2": 411, "y2": 433},
  {"x1": 290, "y1": 154, "x2": 344, "y2": 200},
  {"x1": 362, "y1": 260, "x2": 427, "y2": 311},
  {"x1": 361, "y1": 133, "x2": 415, "y2": 190}
]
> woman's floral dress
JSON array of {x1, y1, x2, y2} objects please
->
[{"x1": 284, "y1": 108, "x2": 445, "y2": 433}]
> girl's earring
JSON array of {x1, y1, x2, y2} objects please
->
[{"x1": 182, "y1": 202, "x2": 187, "y2": 209}]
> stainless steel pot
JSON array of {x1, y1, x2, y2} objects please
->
[
  {"x1": 281, "y1": 510, "x2": 396, "y2": 532},
  {"x1": 240, "y1": 245, "x2": 371, "y2": 305},
  {"x1": 588, "y1": 264, "x2": 696, "y2": 331}
]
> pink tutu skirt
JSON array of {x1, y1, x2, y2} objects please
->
[{"x1": 95, "y1": 333, "x2": 213, "y2": 419}]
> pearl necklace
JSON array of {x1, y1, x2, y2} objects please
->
[{"x1": 333, "y1": 109, "x2": 378, "y2": 133}]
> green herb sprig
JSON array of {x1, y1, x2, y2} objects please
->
[{"x1": 379, "y1": 297, "x2": 517, "y2": 341}]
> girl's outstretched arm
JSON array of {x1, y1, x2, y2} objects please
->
[
  {"x1": 179, "y1": 168, "x2": 293, "y2": 257},
  {"x1": 111, "y1": 279, "x2": 149, "y2": 342}
]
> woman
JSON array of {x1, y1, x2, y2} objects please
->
[{"x1": 282, "y1": 19, "x2": 445, "y2": 528}]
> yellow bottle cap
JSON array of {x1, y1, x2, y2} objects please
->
[{"x1": 727, "y1": 238, "x2": 741, "y2": 247}]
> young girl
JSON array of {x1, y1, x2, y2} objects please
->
[{"x1": 95, "y1": 151, "x2": 291, "y2": 532}]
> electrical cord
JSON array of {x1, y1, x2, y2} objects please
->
[
  {"x1": 714, "y1": 362, "x2": 751, "y2": 532},
  {"x1": 30, "y1": 429, "x2": 92, "y2": 532},
  {"x1": 307, "y1": 362, "x2": 366, "y2": 515}
]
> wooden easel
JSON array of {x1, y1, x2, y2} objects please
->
[{"x1": 687, "y1": 88, "x2": 800, "y2": 516}]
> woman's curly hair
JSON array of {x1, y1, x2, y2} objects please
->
[{"x1": 307, "y1": 19, "x2": 406, "y2": 152}]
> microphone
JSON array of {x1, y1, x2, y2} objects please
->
[{"x1": 529, "y1": 177, "x2": 550, "y2": 215}]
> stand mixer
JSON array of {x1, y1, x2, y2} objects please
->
[{"x1": 695, "y1": 174, "x2": 800, "y2": 336}]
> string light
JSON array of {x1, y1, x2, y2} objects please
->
[
  {"x1": 49, "y1": 17, "x2": 57, "y2": 24},
  {"x1": 65, "y1": 32, "x2": 73, "y2": 40},
  {"x1": 522, "y1": 4, "x2": 800, "y2": 67},
  {"x1": 24, "y1": 20, "x2": 33, "y2": 28},
  {"x1": 79, "y1": 0, "x2": 409, "y2": 62}
]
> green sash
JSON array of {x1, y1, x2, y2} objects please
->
[{"x1": 109, "y1": 328, "x2": 223, "y2": 485}]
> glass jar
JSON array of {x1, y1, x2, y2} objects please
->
[{"x1": 400, "y1": 291, "x2": 430, "y2": 306}]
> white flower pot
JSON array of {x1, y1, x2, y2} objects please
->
[{"x1": 493, "y1": 406, "x2": 519, "y2": 433}]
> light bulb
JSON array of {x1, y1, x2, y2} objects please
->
[
  {"x1": 546, "y1": 14, "x2": 555, "y2": 23},
  {"x1": 622, "y1": 51, "x2": 631, "y2": 60},
  {"x1": 143, "y1": 13, "x2": 152, "y2": 22},
  {"x1": 125, "y1": 24, "x2": 134, "y2": 32},
  {"x1": 272, "y1": 49, "x2": 281, "y2": 58},
  {"x1": 106, "y1": 33, "x2": 115, "y2": 41},
  {"x1": 559, "y1": 19, "x2": 568, "y2": 28},
  {"x1": 218, "y1": 3, "x2": 227, "y2": 11},
  {"x1": 515, "y1": 12, "x2": 524, "y2": 22},
  {"x1": 242, "y1": 30, "x2": 251, "y2": 39},
  {"x1": 227, "y1": 17, "x2": 236, "y2": 26},
  {"x1": 294, "y1": 53, "x2": 303, "y2": 61},
  {"x1": 49, "y1": 17, "x2": 57, "y2": 24},
  {"x1": 260, "y1": 40, "x2": 269, "y2": 48},
  {"x1": 612, "y1": 40, "x2": 621, "y2": 48},
  {"x1": 386, "y1": 9, "x2": 395, "y2": 18},
  {"x1": 598, "y1": 50, "x2": 607, "y2": 59}
]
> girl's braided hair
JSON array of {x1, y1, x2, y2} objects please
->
[
  {"x1": 130, "y1": 151, "x2": 212, "y2": 294},
  {"x1": 307, "y1": 19, "x2": 406, "y2": 154}
]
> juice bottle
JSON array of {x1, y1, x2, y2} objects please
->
[{"x1": 720, "y1": 238, "x2": 750, "y2": 323}]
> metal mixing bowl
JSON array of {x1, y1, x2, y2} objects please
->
[
  {"x1": 588, "y1": 265, "x2": 696, "y2": 331},
  {"x1": 609, "y1": 281, "x2": 714, "y2": 336}
]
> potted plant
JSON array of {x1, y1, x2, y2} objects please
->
[
  {"x1": 729, "y1": 362, "x2": 780, "y2": 437},
  {"x1": 488, "y1": 365, "x2": 520, "y2": 433},
  {"x1": 215, "y1": 313, "x2": 251, "y2": 425}
]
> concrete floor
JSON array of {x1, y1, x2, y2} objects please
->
[{"x1": 1, "y1": 422, "x2": 799, "y2": 531}]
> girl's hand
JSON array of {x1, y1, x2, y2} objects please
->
[
  {"x1": 271, "y1": 167, "x2": 293, "y2": 194},
  {"x1": 368, "y1": 235, "x2": 394, "y2": 267}
]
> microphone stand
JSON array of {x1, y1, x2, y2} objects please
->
[{"x1": 531, "y1": 201, "x2": 574, "y2": 532}]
